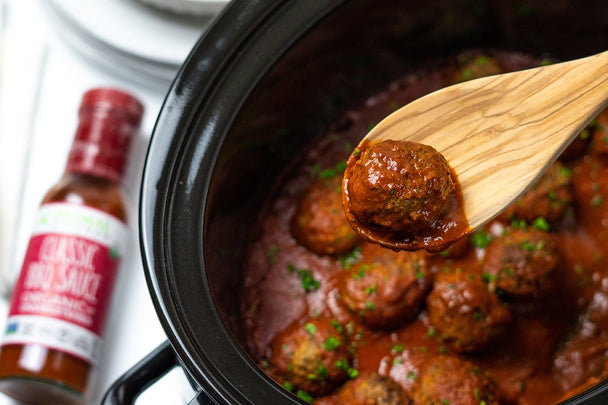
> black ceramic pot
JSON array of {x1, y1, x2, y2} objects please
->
[{"x1": 103, "y1": 0, "x2": 608, "y2": 404}]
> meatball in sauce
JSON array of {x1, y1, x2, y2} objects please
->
[
  {"x1": 426, "y1": 270, "x2": 511, "y2": 353},
  {"x1": 268, "y1": 317, "x2": 353, "y2": 396},
  {"x1": 338, "y1": 242, "x2": 430, "y2": 329},
  {"x1": 345, "y1": 140, "x2": 454, "y2": 232},
  {"x1": 412, "y1": 355, "x2": 500, "y2": 405},
  {"x1": 292, "y1": 175, "x2": 360, "y2": 256},
  {"x1": 343, "y1": 139, "x2": 470, "y2": 252},
  {"x1": 483, "y1": 227, "x2": 561, "y2": 298}
]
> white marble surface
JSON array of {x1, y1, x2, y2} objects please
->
[{"x1": 0, "y1": 0, "x2": 218, "y2": 403}]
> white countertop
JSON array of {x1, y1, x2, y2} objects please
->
[{"x1": 0, "y1": 0, "x2": 221, "y2": 403}]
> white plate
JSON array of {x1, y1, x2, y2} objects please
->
[
  {"x1": 43, "y1": 0, "x2": 227, "y2": 87},
  {"x1": 137, "y1": 0, "x2": 229, "y2": 15}
]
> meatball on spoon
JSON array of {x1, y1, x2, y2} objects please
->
[{"x1": 343, "y1": 50, "x2": 608, "y2": 251}]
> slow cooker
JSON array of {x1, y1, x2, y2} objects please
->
[{"x1": 103, "y1": 0, "x2": 608, "y2": 403}]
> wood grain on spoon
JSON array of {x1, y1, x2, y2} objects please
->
[{"x1": 362, "y1": 50, "x2": 608, "y2": 229}]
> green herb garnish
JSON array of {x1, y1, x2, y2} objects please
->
[
  {"x1": 305, "y1": 323, "x2": 317, "y2": 335},
  {"x1": 324, "y1": 336, "x2": 342, "y2": 351}
]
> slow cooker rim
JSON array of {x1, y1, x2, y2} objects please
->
[{"x1": 139, "y1": 0, "x2": 347, "y2": 403}]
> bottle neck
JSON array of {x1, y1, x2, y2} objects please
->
[{"x1": 65, "y1": 108, "x2": 137, "y2": 183}]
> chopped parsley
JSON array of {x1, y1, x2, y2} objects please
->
[
  {"x1": 267, "y1": 245, "x2": 279, "y2": 264},
  {"x1": 324, "y1": 336, "x2": 342, "y2": 351},
  {"x1": 475, "y1": 55, "x2": 490, "y2": 65},
  {"x1": 500, "y1": 267, "x2": 515, "y2": 277},
  {"x1": 299, "y1": 270, "x2": 320, "y2": 292},
  {"x1": 331, "y1": 320, "x2": 344, "y2": 333},
  {"x1": 338, "y1": 245, "x2": 362, "y2": 269},
  {"x1": 519, "y1": 239, "x2": 538, "y2": 252},
  {"x1": 335, "y1": 358, "x2": 349, "y2": 370},
  {"x1": 510, "y1": 219, "x2": 528, "y2": 230},
  {"x1": 287, "y1": 264, "x2": 320, "y2": 292},
  {"x1": 560, "y1": 166, "x2": 572, "y2": 179},
  {"x1": 591, "y1": 194, "x2": 604, "y2": 207},
  {"x1": 482, "y1": 272, "x2": 497, "y2": 284},
  {"x1": 352, "y1": 265, "x2": 371, "y2": 279},
  {"x1": 305, "y1": 323, "x2": 317, "y2": 335},
  {"x1": 392, "y1": 343, "x2": 404, "y2": 354},
  {"x1": 365, "y1": 284, "x2": 377, "y2": 295},
  {"x1": 319, "y1": 160, "x2": 347, "y2": 179},
  {"x1": 313, "y1": 362, "x2": 329, "y2": 381},
  {"x1": 297, "y1": 389, "x2": 314, "y2": 403},
  {"x1": 532, "y1": 217, "x2": 550, "y2": 231}
]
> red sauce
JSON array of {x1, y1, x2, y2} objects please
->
[{"x1": 241, "y1": 51, "x2": 608, "y2": 404}]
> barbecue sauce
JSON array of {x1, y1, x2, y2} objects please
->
[{"x1": 0, "y1": 88, "x2": 143, "y2": 404}]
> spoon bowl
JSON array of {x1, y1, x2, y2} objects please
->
[{"x1": 360, "y1": 50, "x2": 608, "y2": 230}]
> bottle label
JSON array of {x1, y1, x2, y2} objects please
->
[{"x1": 1, "y1": 202, "x2": 129, "y2": 365}]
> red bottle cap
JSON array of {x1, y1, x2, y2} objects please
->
[{"x1": 66, "y1": 88, "x2": 144, "y2": 182}]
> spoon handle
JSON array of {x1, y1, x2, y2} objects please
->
[{"x1": 459, "y1": 50, "x2": 608, "y2": 227}]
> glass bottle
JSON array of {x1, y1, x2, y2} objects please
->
[{"x1": 0, "y1": 88, "x2": 143, "y2": 404}]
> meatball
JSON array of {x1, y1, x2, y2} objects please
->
[
  {"x1": 451, "y1": 54, "x2": 504, "y2": 83},
  {"x1": 337, "y1": 372, "x2": 411, "y2": 405},
  {"x1": 412, "y1": 355, "x2": 499, "y2": 405},
  {"x1": 292, "y1": 175, "x2": 359, "y2": 255},
  {"x1": 338, "y1": 242, "x2": 431, "y2": 328},
  {"x1": 345, "y1": 140, "x2": 454, "y2": 232},
  {"x1": 483, "y1": 228, "x2": 560, "y2": 297},
  {"x1": 426, "y1": 271, "x2": 511, "y2": 352},
  {"x1": 269, "y1": 317, "x2": 352, "y2": 395},
  {"x1": 500, "y1": 161, "x2": 573, "y2": 224}
]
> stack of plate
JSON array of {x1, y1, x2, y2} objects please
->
[{"x1": 43, "y1": 0, "x2": 229, "y2": 88}]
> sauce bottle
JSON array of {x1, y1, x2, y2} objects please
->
[{"x1": 0, "y1": 88, "x2": 143, "y2": 404}]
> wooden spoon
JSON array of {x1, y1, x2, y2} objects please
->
[{"x1": 360, "y1": 50, "x2": 608, "y2": 230}]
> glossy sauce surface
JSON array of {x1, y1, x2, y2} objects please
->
[{"x1": 242, "y1": 51, "x2": 608, "y2": 404}]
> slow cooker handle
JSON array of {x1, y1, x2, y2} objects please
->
[{"x1": 101, "y1": 340, "x2": 215, "y2": 405}]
